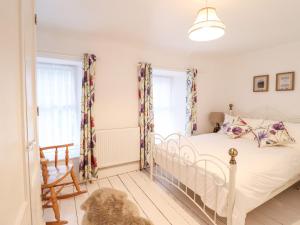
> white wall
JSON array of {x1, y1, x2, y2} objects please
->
[
  {"x1": 38, "y1": 29, "x2": 221, "y2": 134},
  {"x1": 38, "y1": 30, "x2": 300, "y2": 137},
  {"x1": 193, "y1": 41, "x2": 300, "y2": 133},
  {"x1": 194, "y1": 58, "x2": 234, "y2": 133},
  {"x1": 37, "y1": 29, "x2": 228, "y2": 134},
  {"x1": 0, "y1": 0, "x2": 28, "y2": 224},
  {"x1": 217, "y1": 41, "x2": 300, "y2": 119}
]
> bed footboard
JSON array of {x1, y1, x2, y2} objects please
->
[{"x1": 149, "y1": 133, "x2": 238, "y2": 225}]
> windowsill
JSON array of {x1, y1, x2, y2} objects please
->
[{"x1": 43, "y1": 148, "x2": 80, "y2": 162}]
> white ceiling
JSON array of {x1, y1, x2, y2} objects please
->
[{"x1": 37, "y1": 0, "x2": 300, "y2": 55}]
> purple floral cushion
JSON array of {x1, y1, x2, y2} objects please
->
[
  {"x1": 225, "y1": 117, "x2": 252, "y2": 139},
  {"x1": 253, "y1": 121, "x2": 295, "y2": 147},
  {"x1": 220, "y1": 114, "x2": 235, "y2": 133},
  {"x1": 221, "y1": 121, "x2": 231, "y2": 133}
]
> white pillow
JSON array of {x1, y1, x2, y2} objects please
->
[
  {"x1": 247, "y1": 119, "x2": 295, "y2": 147},
  {"x1": 224, "y1": 113, "x2": 236, "y2": 123},
  {"x1": 284, "y1": 122, "x2": 300, "y2": 148},
  {"x1": 224, "y1": 117, "x2": 252, "y2": 139},
  {"x1": 252, "y1": 121, "x2": 295, "y2": 147},
  {"x1": 242, "y1": 118, "x2": 264, "y2": 140},
  {"x1": 243, "y1": 118, "x2": 264, "y2": 129},
  {"x1": 218, "y1": 114, "x2": 237, "y2": 134}
]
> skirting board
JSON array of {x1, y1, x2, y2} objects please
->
[
  {"x1": 98, "y1": 161, "x2": 140, "y2": 179},
  {"x1": 70, "y1": 158, "x2": 139, "y2": 179}
]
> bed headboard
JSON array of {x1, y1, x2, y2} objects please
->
[{"x1": 228, "y1": 104, "x2": 300, "y2": 123}]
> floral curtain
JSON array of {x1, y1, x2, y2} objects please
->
[
  {"x1": 138, "y1": 63, "x2": 154, "y2": 169},
  {"x1": 79, "y1": 54, "x2": 98, "y2": 180},
  {"x1": 186, "y1": 68, "x2": 198, "y2": 136}
]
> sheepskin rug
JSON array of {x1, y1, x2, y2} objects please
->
[{"x1": 81, "y1": 187, "x2": 153, "y2": 225}]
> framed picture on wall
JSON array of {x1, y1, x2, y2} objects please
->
[
  {"x1": 253, "y1": 75, "x2": 269, "y2": 92},
  {"x1": 276, "y1": 72, "x2": 295, "y2": 91}
]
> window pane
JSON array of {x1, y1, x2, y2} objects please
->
[
  {"x1": 153, "y1": 71, "x2": 186, "y2": 136},
  {"x1": 153, "y1": 76, "x2": 171, "y2": 109},
  {"x1": 36, "y1": 62, "x2": 81, "y2": 150}
]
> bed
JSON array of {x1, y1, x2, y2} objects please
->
[{"x1": 149, "y1": 110, "x2": 300, "y2": 225}]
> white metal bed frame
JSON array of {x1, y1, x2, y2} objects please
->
[
  {"x1": 148, "y1": 105, "x2": 300, "y2": 225},
  {"x1": 149, "y1": 133, "x2": 237, "y2": 225}
]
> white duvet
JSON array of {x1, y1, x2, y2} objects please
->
[{"x1": 155, "y1": 133, "x2": 300, "y2": 225}]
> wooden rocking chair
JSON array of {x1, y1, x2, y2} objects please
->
[{"x1": 40, "y1": 143, "x2": 87, "y2": 225}]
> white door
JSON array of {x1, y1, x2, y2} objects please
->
[{"x1": 21, "y1": 0, "x2": 44, "y2": 224}]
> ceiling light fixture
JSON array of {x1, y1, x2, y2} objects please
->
[{"x1": 188, "y1": 3, "x2": 225, "y2": 42}]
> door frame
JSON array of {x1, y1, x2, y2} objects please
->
[{"x1": 20, "y1": 0, "x2": 44, "y2": 224}]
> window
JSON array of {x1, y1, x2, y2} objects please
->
[
  {"x1": 36, "y1": 58, "x2": 82, "y2": 157},
  {"x1": 153, "y1": 69, "x2": 186, "y2": 136}
]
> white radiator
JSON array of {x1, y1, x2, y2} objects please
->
[{"x1": 96, "y1": 127, "x2": 140, "y2": 168}]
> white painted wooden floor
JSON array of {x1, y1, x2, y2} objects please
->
[{"x1": 44, "y1": 171, "x2": 300, "y2": 225}]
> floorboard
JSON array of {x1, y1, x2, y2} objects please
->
[
  {"x1": 245, "y1": 216, "x2": 263, "y2": 225},
  {"x1": 59, "y1": 186, "x2": 78, "y2": 225},
  {"x1": 255, "y1": 199, "x2": 300, "y2": 225},
  {"x1": 43, "y1": 208, "x2": 54, "y2": 223},
  {"x1": 119, "y1": 173, "x2": 171, "y2": 225},
  {"x1": 74, "y1": 183, "x2": 89, "y2": 225},
  {"x1": 130, "y1": 171, "x2": 202, "y2": 225},
  {"x1": 247, "y1": 211, "x2": 282, "y2": 225},
  {"x1": 154, "y1": 174, "x2": 213, "y2": 225},
  {"x1": 98, "y1": 177, "x2": 112, "y2": 188},
  {"x1": 275, "y1": 187, "x2": 300, "y2": 210},
  {"x1": 86, "y1": 180, "x2": 100, "y2": 194},
  {"x1": 42, "y1": 171, "x2": 300, "y2": 225}
]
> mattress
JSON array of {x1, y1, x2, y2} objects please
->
[{"x1": 154, "y1": 133, "x2": 300, "y2": 225}]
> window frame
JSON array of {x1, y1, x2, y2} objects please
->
[
  {"x1": 152, "y1": 68, "x2": 187, "y2": 136},
  {"x1": 36, "y1": 56, "x2": 83, "y2": 160}
]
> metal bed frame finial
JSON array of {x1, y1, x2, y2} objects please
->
[{"x1": 229, "y1": 148, "x2": 238, "y2": 165}]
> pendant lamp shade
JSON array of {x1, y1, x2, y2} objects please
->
[{"x1": 188, "y1": 7, "x2": 225, "y2": 42}]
